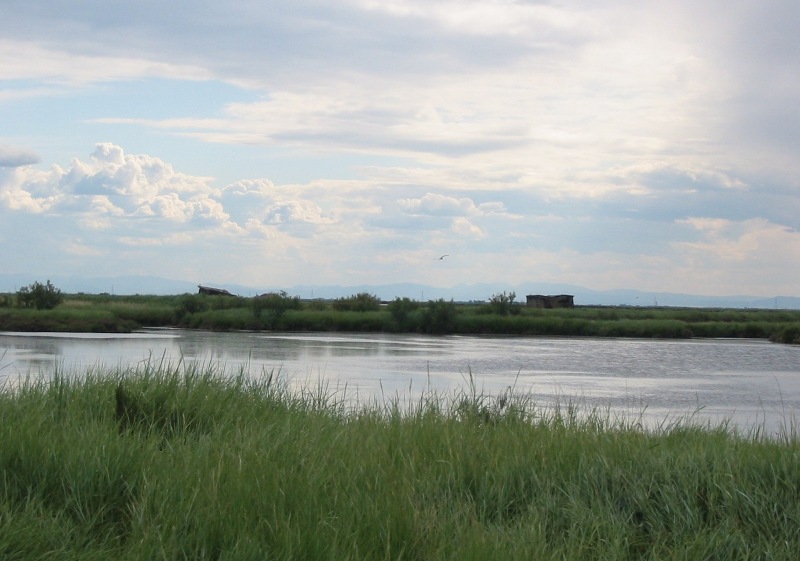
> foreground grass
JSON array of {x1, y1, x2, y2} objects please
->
[{"x1": 1, "y1": 363, "x2": 799, "y2": 560}]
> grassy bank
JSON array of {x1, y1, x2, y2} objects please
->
[
  {"x1": 1, "y1": 291, "x2": 800, "y2": 341},
  {"x1": 1, "y1": 363, "x2": 799, "y2": 560}
]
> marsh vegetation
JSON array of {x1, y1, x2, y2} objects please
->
[
  {"x1": 2, "y1": 361, "x2": 799, "y2": 560},
  {"x1": 1, "y1": 288, "x2": 799, "y2": 342}
]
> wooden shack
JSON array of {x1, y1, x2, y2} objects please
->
[
  {"x1": 198, "y1": 285, "x2": 234, "y2": 296},
  {"x1": 526, "y1": 294, "x2": 574, "y2": 309}
]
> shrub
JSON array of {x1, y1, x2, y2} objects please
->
[
  {"x1": 16, "y1": 280, "x2": 63, "y2": 310},
  {"x1": 387, "y1": 297, "x2": 419, "y2": 326},
  {"x1": 108, "y1": 302, "x2": 174, "y2": 326},
  {"x1": 280, "y1": 310, "x2": 337, "y2": 331},
  {"x1": 423, "y1": 298, "x2": 458, "y2": 334},
  {"x1": 332, "y1": 292, "x2": 382, "y2": 312},
  {"x1": 207, "y1": 295, "x2": 249, "y2": 310},
  {"x1": 488, "y1": 291, "x2": 517, "y2": 315},
  {"x1": 174, "y1": 294, "x2": 209, "y2": 323},
  {"x1": 188, "y1": 308, "x2": 259, "y2": 331},
  {"x1": 252, "y1": 291, "x2": 301, "y2": 320},
  {"x1": 771, "y1": 326, "x2": 800, "y2": 345},
  {"x1": 304, "y1": 299, "x2": 330, "y2": 311}
]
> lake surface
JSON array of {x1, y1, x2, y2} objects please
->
[{"x1": 2, "y1": 329, "x2": 800, "y2": 434}]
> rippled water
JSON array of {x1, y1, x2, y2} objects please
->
[{"x1": 2, "y1": 329, "x2": 799, "y2": 433}]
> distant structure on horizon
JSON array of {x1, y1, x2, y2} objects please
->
[
  {"x1": 526, "y1": 294, "x2": 574, "y2": 309},
  {"x1": 198, "y1": 284, "x2": 234, "y2": 296}
]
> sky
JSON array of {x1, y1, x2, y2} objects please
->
[{"x1": 1, "y1": 0, "x2": 799, "y2": 297}]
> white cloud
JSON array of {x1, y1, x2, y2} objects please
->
[
  {"x1": 264, "y1": 201, "x2": 331, "y2": 225},
  {"x1": 664, "y1": 217, "x2": 800, "y2": 295},
  {"x1": 64, "y1": 240, "x2": 106, "y2": 256},
  {"x1": 452, "y1": 216, "x2": 485, "y2": 239},
  {"x1": 51, "y1": 143, "x2": 221, "y2": 221},
  {"x1": 396, "y1": 193, "x2": 515, "y2": 226},
  {"x1": 0, "y1": 146, "x2": 40, "y2": 167},
  {"x1": 0, "y1": 39, "x2": 212, "y2": 86},
  {"x1": 117, "y1": 233, "x2": 194, "y2": 247},
  {"x1": 398, "y1": 193, "x2": 480, "y2": 217},
  {"x1": 676, "y1": 217, "x2": 800, "y2": 264},
  {"x1": 0, "y1": 167, "x2": 62, "y2": 212},
  {"x1": 219, "y1": 179, "x2": 276, "y2": 224},
  {"x1": 357, "y1": 0, "x2": 589, "y2": 39}
]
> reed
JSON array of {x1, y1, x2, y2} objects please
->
[
  {"x1": 0, "y1": 307, "x2": 137, "y2": 332},
  {"x1": 1, "y1": 361, "x2": 799, "y2": 560}
]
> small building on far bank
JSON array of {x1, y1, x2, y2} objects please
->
[
  {"x1": 198, "y1": 285, "x2": 234, "y2": 296},
  {"x1": 526, "y1": 294, "x2": 574, "y2": 308}
]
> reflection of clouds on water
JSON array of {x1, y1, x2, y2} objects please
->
[
  {"x1": 0, "y1": 330, "x2": 182, "y2": 380},
  {"x1": 0, "y1": 340, "x2": 62, "y2": 381}
]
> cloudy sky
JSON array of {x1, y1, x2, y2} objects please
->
[{"x1": 1, "y1": 1, "x2": 799, "y2": 297}]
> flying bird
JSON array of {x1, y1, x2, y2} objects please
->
[{"x1": 437, "y1": 254, "x2": 449, "y2": 260}]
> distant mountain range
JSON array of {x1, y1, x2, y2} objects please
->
[{"x1": 1, "y1": 273, "x2": 799, "y2": 309}]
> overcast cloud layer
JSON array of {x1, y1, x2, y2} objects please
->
[{"x1": 1, "y1": 0, "x2": 799, "y2": 297}]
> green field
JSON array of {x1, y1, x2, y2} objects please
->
[
  {"x1": 1, "y1": 361, "x2": 799, "y2": 560},
  {"x1": 1, "y1": 291, "x2": 800, "y2": 342}
]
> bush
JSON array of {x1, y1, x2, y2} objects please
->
[
  {"x1": 488, "y1": 291, "x2": 517, "y2": 316},
  {"x1": 188, "y1": 308, "x2": 261, "y2": 331},
  {"x1": 107, "y1": 302, "x2": 174, "y2": 326},
  {"x1": 252, "y1": 291, "x2": 301, "y2": 319},
  {"x1": 771, "y1": 326, "x2": 800, "y2": 345},
  {"x1": 206, "y1": 295, "x2": 249, "y2": 310},
  {"x1": 332, "y1": 292, "x2": 382, "y2": 312},
  {"x1": 423, "y1": 299, "x2": 458, "y2": 334},
  {"x1": 16, "y1": 280, "x2": 63, "y2": 310},
  {"x1": 387, "y1": 297, "x2": 420, "y2": 326},
  {"x1": 174, "y1": 294, "x2": 209, "y2": 323},
  {"x1": 304, "y1": 299, "x2": 330, "y2": 311}
]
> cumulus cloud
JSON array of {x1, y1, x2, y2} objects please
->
[
  {"x1": 397, "y1": 192, "x2": 512, "y2": 218},
  {"x1": 451, "y1": 216, "x2": 485, "y2": 239},
  {"x1": 398, "y1": 193, "x2": 480, "y2": 216},
  {"x1": 29, "y1": 143, "x2": 225, "y2": 223},
  {"x1": 264, "y1": 201, "x2": 331, "y2": 225},
  {"x1": 219, "y1": 179, "x2": 275, "y2": 224},
  {"x1": 0, "y1": 142, "x2": 246, "y2": 270},
  {"x1": 0, "y1": 166, "x2": 62, "y2": 213},
  {"x1": 0, "y1": 144, "x2": 351, "y2": 255}
]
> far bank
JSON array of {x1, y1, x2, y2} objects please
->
[{"x1": 1, "y1": 290, "x2": 800, "y2": 343}]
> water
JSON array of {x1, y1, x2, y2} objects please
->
[{"x1": 2, "y1": 329, "x2": 800, "y2": 433}]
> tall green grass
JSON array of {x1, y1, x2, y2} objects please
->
[
  {"x1": 0, "y1": 307, "x2": 138, "y2": 332},
  {"x1": 1, "y1": 362, "x2": 799, "y2": 559}
]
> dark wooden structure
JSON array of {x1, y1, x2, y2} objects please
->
[
  {"x1": 526, "y1": 294, "x2": 574, "y2": 309},
  {"x1": 198, "y1": 285, "x2": 234, "y2": 296}
]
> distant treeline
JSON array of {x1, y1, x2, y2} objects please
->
[{"x1": 1, "y1": 288, "x2": 799, "y2": 343}]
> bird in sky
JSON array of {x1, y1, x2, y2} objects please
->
[{"x1": 437, "y1": 254, "x2": 449, "y2": 260}]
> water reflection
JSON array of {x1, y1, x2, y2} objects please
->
[{"x1": 2, "y1": 329, "x2": 799, "y2": 433}]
